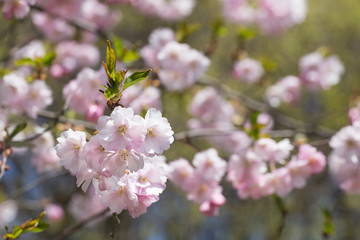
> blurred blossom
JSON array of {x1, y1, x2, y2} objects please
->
[
  {"x1": 120, "y1": 85, "x2": 162, "y2": 114},
  {"x1": 299, "y1": 51, "x2": 344, "y2": 90},
  {"x1": 233, "y1": 58, "x2": 264, "y2": 84},
  {"x1": 0, "y1": 201, "x2": 18, "y2": 226},
  {"x1": 32, "y1": 12, "x2": 76, "y2": 42},
  {"x1": 45, "y1": 204, "x2": 64, "y2": 222},
  {"x1": 63, "y1": 67, "x2": 106, "y2": 118},
  {"x1": 0, "y1": 72, "x2": 53, "y2": 118},
  {"x1": 168, "y1": 149, "x2": 227, "y2": 216},
  {"x1": 266, "y1": 76, "x2": 301, "y2": 107},
  {"x1": 50, "y1": 41, "x2": 100, "y2": 78},
  {"x1": 13, "y1": 40, "x2": 46, "y2": 60},
  {"x1": 2, "y1": 0, "x2": 30, "y2": 19},
  {"x1": 141, "y1": 28, "x2": 210, "y2": 91},
  {"x1": 222, "y1": 0, "x2": 307, "y2": 35}
]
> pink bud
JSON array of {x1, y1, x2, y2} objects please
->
[
  {"x1": 45, "y1": 204, "x2": 64, "y2": 222},
  {"x1": 86, "y1": 104, "x2": 105, "y2": 122}
]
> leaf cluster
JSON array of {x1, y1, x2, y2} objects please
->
[{"x1": 3, "y1": 212, "x2": 49, "y2": 240}]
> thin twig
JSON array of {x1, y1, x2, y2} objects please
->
[
  {"x1": 52, "y1": 209, "x2": 110, "y2": 240},
  {"x1": 6, "y1": 170, "x2": 68, "y2": 200}
]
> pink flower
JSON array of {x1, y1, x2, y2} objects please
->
[
  {"x1": 297, "y1": 144, "x2": 326, "y2": 174},
  {"x1": 254, "y1": 138, "x2": 293, "y2": 164},
  {"x1": 99, "y1": 175, "x2": 139, "y2": 214},
  {"x1": 86, "y1": 103, "x2": 105, "y2": 122},
  {"x1": 299, "y1": 52, "x2": 344, "y2": 90},
  {"x1": 168, "y1": 158, "x2": 195, "y2": 190},
  {"x1": 24, "y1": 80, "x2": 53, "y2": 118},
  {"x1": 233, "y1": 58, "x2": 264, "y2": 84},
  {"x1": 256, "y1": 0, "x2": 307, "y2": 35},
  {"x1": 192, "y1": 148, "x2": 227, "y2": 182},
  {"x1": 98, "y1": 107, "x2": 146, "y2": 151},
  {"x1": 2, "y1": 0, "x2": 30, "y2": 19},
  {"x1": 259, "y1": 168, "x2": 293, "y2": 197},
  {"x1": 266, "y1": 76, "x2": 301, "y2": 107},
  {"x1": 45, "y1": 204, "x2": 64, "y2": 222},
  {"x1": 142, "y1": 108, "x2": 174, "y2": 155},
  {"x1": 55, "y1": 128, "x2": 87, "y2": 174}
]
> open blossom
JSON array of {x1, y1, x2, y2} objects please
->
[
  {"x1": 32, "y1": 12, "x2": 76, "y2": 42},
  {"x1": 63, "y1": 67, "x2": 107, "y2": 120},
  {"x1": 134, "y1": 0, "x2": 195, "y2": 21},
  {"x1": 55, "y1": 128, "x2": 87, "y2": 174},
  {"x1": 13, "y1": 40, "x2": 46, "y2": 60},
  {"x1": 157, "y1": 42, "x2": 210, "y2": 91},
  {"x1": 141, "y1": 29, "x2": 210, "y2": 91},
  {"x1": 0, "y1": 72, "x2": 53, "y2": 117},
  {"x1": 24, "y1": 80, "x2": 53, "y2": 118},
  {"x1": 120, "y1": 85, "x2": 162, "y2": 114},
  {"x1": 233, "y1": 58, "x2": 264, "y2": 84},
  {"x1": 222, "y1": 0, "x2": 307, "y2": 35},
  {"x1": 299, "y1": 51, "x2": 344, "y2": 90},
  {"x1": 254, "y1": 138, "x2": 293, "y2": 164},
  {"x1": 98, "y1": 107, "x2": 146, "y2": 151},
  {"x1": 256, "y1": 0, "x2": 307, "y2": 35},
  {"x1": 2, "y1": 0, "x2": 30, "y2": 19},
  {"x1": 329, "y1": 124, "x2": 360, "y2": 194},
  {"x1": 266, "y1": 76, "x2": 301, "y2": 107},
  {"x1": 168, "y1": 149, "x2": 227, "y2": 216},
  {"x1": 50, "y1": 41, "x2": 100, "y2": 78},
  {"x1": 142, "y1": 108, "x2": 174, "y2": 155}
]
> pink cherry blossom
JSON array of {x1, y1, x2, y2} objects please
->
[
  {"x1": 266, "y1": 76, "x2": 301, "y2": 107},
  {"x1": 233, "y1": 58, "x2": 264, "y2": 84},
  {"x1": 55, "y1": 128, "x2": 87, "y2": 174}
]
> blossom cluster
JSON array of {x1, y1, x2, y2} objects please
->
[
  {"x1": 222, "y1": 0, "x2": 307, "y2": 35},
  {"x1": 0, "y1": 71, "x2": 53, "y2": 118},
  {"x1": 329, "y1": 111, "x2": 360, "y2": 194},
  {"x1": 168, "y1": 149, "x2": 227, "y2": 216},
  {"x1": 188, "y1": 86, "x2": 253, "y2": 154},
  {"x1": 265, "y1": 51, "x2": 344, "y2": 107},
  {"x1": 130, "y1": 0, "x2": 195, "y2": 21},
  {"x1": 50, "y1": 41, "x2": 100, "y2": 78},
  {"x1": 55, "y1": 107, "x2": 174, "y2": 217},
  {"x1": 228, "y1": 139, "x2": 326, "y2": 199},
  {"x1": 63, "y1": 67, "x2": 106, "y2": 122},
  {"x1": 141, "y1": 28, "x2": 210, "y2": 91}
]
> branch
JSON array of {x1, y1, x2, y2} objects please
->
[
  {"x1": 7, "y1": 170, "x2": 68, "y2": 200},
  {"x1": 199, "y1": 76, "x2": 336, "y2": 138},
  {"x1": 52, "y1": 208, "x2": 110, "y2": 240}
]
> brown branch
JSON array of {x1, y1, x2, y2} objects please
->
[
  {"x1": 52, "y1": 209, "x2": 110, "y2": 240},
  {"x1": 199, "y1": 76, "x2": 336, "y2": 138}
]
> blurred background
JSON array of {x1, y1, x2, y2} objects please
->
[{"x1": 1, "y1": 0, "x2": 360, "y2": 239}]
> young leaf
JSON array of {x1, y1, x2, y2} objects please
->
[
  {"x1": 123, "y1": 69, "x2": 151, "y2": 90},
  {"x1": 113, "y1": 37, "x2": 124, "y2": 58},
  {"x1": 106, "y1": 40, "x2": 116, "y2": 77},
  {"x1": 9, "y1": 123, "x2": 27, "y2": 140},
  {"x1": 14, "y1": 58, "x2": 36, "y2": 67},
  {"x1": 42, "y1": 52, "x2": 56, "y2": 66}
]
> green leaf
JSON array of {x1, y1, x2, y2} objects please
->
[
  {"x1": 9, "y1": 123, "x2": 27, "y2": 140},
  {"x1": 106, "y1": 40, "x2": 116, "y2": 77},
  {"x1": 122, "y1": 50, "x2": 139, "y2": 63},
  {"x1": 237, "y1": 27, "x2": 257, "y2": 41},
  {"x1": 213, "y1": 18, "x2": 227, "y2": 37},
  {"x1": 250, "y1": 112, "x2": 260, "y2": 126},
  {"x1": 42, "y1": 52, "x2": 56, "y2": 66},
  {"x1": 3, "y1": 212, "x2": 48, "y2": 240},
  {"x1": 322, "y1": 207, "x2": 335, "y2": 237},
  {"x1": 15, "y1": 58, "x2": 36, "y2": 67},
  {"x1": 123, "y1": 69, "x2": 151, "y2": 90},
  {"x1": 113, "y1": 37, "x2": 124, "y2": 58}
]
